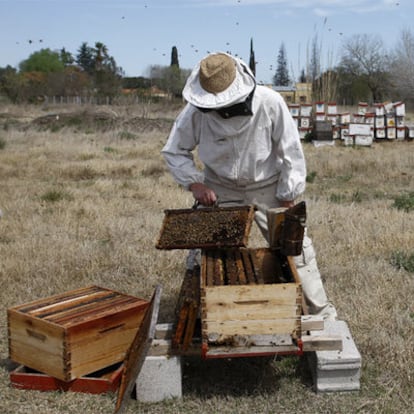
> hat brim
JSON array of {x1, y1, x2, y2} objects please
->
[{"x1": 183, "y1": 53, "x2": 256, "y2": 109}]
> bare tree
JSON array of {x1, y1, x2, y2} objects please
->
[
  {"x1": 339, "y1": 34, "x2": 389, "y2": 102},
  {"x1": 388, "y1": 28, "x2": 414, "y2": 103}
]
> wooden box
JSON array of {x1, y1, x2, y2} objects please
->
[
  {"x1": 8, "y1": 286, "x2": 149, "y2": 381},
  {"x1": 10, "y1": 362, "x2": 123, "y2": 394},
  {"x1": 201, "y1": 248, "x2": 302, "y2": 354}
]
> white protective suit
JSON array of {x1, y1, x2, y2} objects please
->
[{"x1": 162, "y1": 85, "x2": 337, "y2": 320}]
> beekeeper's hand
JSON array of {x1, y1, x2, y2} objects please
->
[{"x1": 189, "y1": 183, "x2": 217, "y2": 206}]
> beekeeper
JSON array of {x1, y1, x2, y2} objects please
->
[{"x1": 161, "y1": 52, "x2": 337, "y2": 320}]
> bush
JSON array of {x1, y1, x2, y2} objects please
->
[
  {"x1": 390, "y1": 251, "x2": 414, "y2": 273},
  {"x1": 392, "y1": 192, "x2": 414, "y2": 212}
]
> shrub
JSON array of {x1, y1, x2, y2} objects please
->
[
  {"x1": 390, "y1": 251, "x2": 414, "y2": 273},
  {"x1": 392, "y1": 192, "x2": 414, "y2": 212},
  {"x1": 306, "y1": 171, "x2": 317, "y2": 183},
  {"x1": 40, "y1": 190, "x2": 71, "y2": 203}
]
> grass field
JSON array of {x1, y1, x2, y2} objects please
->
[{"x1": 0, "y1": 102, "x2": 413, "y2": 414}]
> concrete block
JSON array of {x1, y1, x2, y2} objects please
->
[
  {"x1": 307, "y1": 320, "x2": 361, "y2": 393},
  {"x1": 135, "y1": 356, "x2": 182, "y2": 402}
]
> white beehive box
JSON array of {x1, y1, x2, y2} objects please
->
[
  {"x1": 375, "y1": 116, "x2": 385, "y2": 128},
  {"x1": 375, "y1": 127, "x2": 386, "y2": 139},
  {"x1": 300, "y1": 104, "x2": 312, "y2": 117},
  {"x1": 387, "y1": 127, "x2": 396, "y2": 139},
  {"x1": 394, "y1": 101, "x2": 405, "y2": 116}
]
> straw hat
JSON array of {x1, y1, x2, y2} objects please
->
[{"x1": 183, "y1": 52, "x2": 256, "y2": 109}]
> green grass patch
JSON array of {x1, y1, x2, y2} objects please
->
[
  {"x1": 390, "y1": 251, "x2": 414, "y2": 273},
  {"x1": 329, "y1": 193, "x2": 347, "y2": 203},
  {"x1": 118, "y1": 130, "x2": 138, "y2": 140},
  {"x1": 306, "y1": 171, "x2": 317, "y2": 183},
  {"x1": 0, "y1": 137, "x2": 5, "y2": 149},
  {"x1": 392, "y1": 192, "x2": 414, "y2": 212},
  {"x1": 40, "y1": 190, "x2": 72, "y2": 203}
]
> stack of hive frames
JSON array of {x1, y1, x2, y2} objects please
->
[{"x1": 172, "y1": 266, "x2": 201, "y2": 352}]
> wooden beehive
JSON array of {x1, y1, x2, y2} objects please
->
[
  {"x1": 201, "y1": 248, "x2": 302, "y2": 351},
  {"x1": 8, "y1": 286, "x2": 149, "y2": 381}
]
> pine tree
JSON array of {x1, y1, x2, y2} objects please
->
[
  {"x1": 273, "y1": 43, "x2": 290, "y2": 86},
  {"x1": 76, "y1": 42, "x2": 94, "y2": 74},
  {"x1": 171, "y1": 46, "x2": 179, "y2": 68},
  {"x1": 249, "y1": 38, "x2": 256, "y2": 76}
]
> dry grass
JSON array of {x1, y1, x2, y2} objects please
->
[{"x1": 0, "y1": 103, "x2": 413, "y2": 414}]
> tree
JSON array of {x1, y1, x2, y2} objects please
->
[
  {"x1": 149, "y1": 64, "x2": 191, "y2": 98},
  {"x1": 171, "y1": 46, "x2": 179, "y2": 67},
  {"x1": 0, "y1": 65, "x2": 22, "y2": 102},
  {"x1": 388, "y1": 28, "x2": 414, "y2": 104},
  {"x1": 19, "y1": 49, "x2": 65, "y2": 73},
  {"x1": 76, "y1": 42, "x2": 95, "y2": 74},
  {"x1": 309, "y1": 34, "x2": 321, "y2": 83},
  {"x1": 249, "y1": 38, "x2": 256, "y2": 76},
  {"x1": 338, "y1": 34, "x2": 390, "y2": 103},
  {"x1": 273, "y1": 43, "x2": 290, "y2": 86},
  {"x1": 76, "y1": 41, "x2": 123, "y2": 98},
  {"x1": 60, "y1": 48, "x2": 74, "y2": 67}
]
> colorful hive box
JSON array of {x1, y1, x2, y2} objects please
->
[
  {"x1": 8, "y1": 286, "x2": 149, "y2": 381},
  {"x1": 10, "y1": 362, "x2": 123, "y2": 394}
]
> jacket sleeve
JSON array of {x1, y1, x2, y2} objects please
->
[
  {"x1": 271, "y1": 94, "x2": 307, "y2": 201},
  {"x1": 161, "y1": 104, "x2": 205, "y2": 190}
]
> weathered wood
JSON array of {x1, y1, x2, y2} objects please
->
[
  {"x1": 207, "y1": 333, "x2": 293, "y2": 347},
  {"x1": 204, "y1": 343, "x2": 300, "y2": 358},
  {"x1": 249, "y1": 249, "x2": 265, "y2": 284},
  {"x1": 240, "y1": 248, "x2": 256, "y2": 284},
  {"x1": 200, "y1": 248, "x2": 303, "y2": 350},
  {"x1": 266, "y1": 207, "x2": 287, "y2": 249},
  {"x1": 205, "y1": 318, "x2": 300, "y2": 339},
  {"x1": 234, "y1": 248, "x2": 247, "y2": 285},
  {"x1": 213, "y1": 251, "x2": 225, "y2": 286},
  {"x1": 172, "y1": 267, "x2": 200, "y2": 351},
  {"x1": 114, "y1": 285, "x2": 161, "y2": 414},
  {"x1": 280, "y1": 202, "x2": 307, "y2": 256},
  {"x1": 301, "y1": 315, "x2": 324, "y2": 332},
  {"x1": 205, "y1": 253, "x2": 214, "y2": 287},
  {"x1": 301, "y1": 335, "x2": 343, "y2": 352}
]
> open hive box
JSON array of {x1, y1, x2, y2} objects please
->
[
  {"x1": 8, "y1": 285, "x2": 150, "y2": 381},
  {"x1": 156, "y1": 204, "x2": 305, "y2": 358},
  {"x1": 200, "y1": 247, "x2": 302, "y2": 357}
]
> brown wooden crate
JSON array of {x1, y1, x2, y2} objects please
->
[
  {"x1": 8, "y1": 286, "x2": 149, "y2": 381},
  {"x1": 201, "y1": 248, "x2": 302, "y2": 347}
]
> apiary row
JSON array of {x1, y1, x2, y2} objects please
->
[{"x1": 288, "y1": 101, "x2": 413, "y2": 143}]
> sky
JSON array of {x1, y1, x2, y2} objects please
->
[{"x1": 0, "y1": 0, "x2": 412, "y2": 84}]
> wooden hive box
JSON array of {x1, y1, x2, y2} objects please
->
[
  {"x1": 8, "y1": 285, "x2": 149, "y2": 382},
  {"x1": 201, "y1": 248, "x2": 302, "y2": 356}
]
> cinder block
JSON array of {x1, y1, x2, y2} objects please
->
[
  {"x1": 307, "y1": 320, "x2": 361, "y2": 393},
  {"x1": 135, "y1": 356, "x2": 182, "y2": 402}
]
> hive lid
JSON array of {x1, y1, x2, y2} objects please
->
[{"x1": 156, "y1": 204, "x2": 256, "y2": 249}]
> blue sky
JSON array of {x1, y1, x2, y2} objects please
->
[{"x1": 0, "y1": 0, "x2": 411, "y2": 84}]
